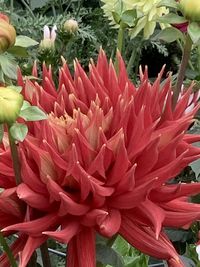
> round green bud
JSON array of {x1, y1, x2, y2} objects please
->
[
  {"x1": 63, "y1": 19, "x2": 79, "y2": 34},
  {"x1": 0, "y1": 87, "x2": 23, "y2": 124},
  {"x1": 180, "y1": 0, "x2": 200, "y2": 22},
  {"x1": 39, "y1": 39, "x2": 55, "y2": 51}
]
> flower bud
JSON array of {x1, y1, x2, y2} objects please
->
[
  {"x1": 63, "y1": 19, "x2": 78, "y2": 34},
  {"x1": 0, "y1": 14, "x2": 16, "y2": 54},
  {"x1": 0, "y1": 13, "x2": 9, "y2": 23},
  {"x1": 39, "y1": 25, "x2": 56, "y2": 52},
  {"x1": 0, "y1": 87, "x2": 23, "y2": 124},
  {"x1": 39, "y1": 39, "x2": 55, "y2": 51},
  {"x1": 180, "y1": 0, "x2": 200, "y2": 22}
]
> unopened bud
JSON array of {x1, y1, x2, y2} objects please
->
[
  {"x1": 180, "y1": 0, "x2": 200, "y2": 22},
  {"x1": 0, "y1": 13, "x2": 9, "y2": 23},
  {"x1": 0, "y1": 13, "x2": 16, "y2": 54},
  {"x1": 63, "y1": 19, "x2": 78, "y2": 34},
  {"x1": 39, "y1": 39, "x2": 55, "y2": 51},
  {"x1": 0, "y1": 87, "x2": 23, "y2": 124},
  {"x1": 39, "y1": 25, "x2": 56, "y2": 52}
]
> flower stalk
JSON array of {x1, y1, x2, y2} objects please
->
[
  {"x1": 117, "y1": 23, "x2": 124, "y2": 54},
  {"x1": 173, "y1": 33, "x2": 193, "y2": 109},
  {"x1": 7, "y1": 124, "x2": 22, "y2": 185},
  {"x1": 115, "y1": 22, "x2": 125, "y2": 74}
]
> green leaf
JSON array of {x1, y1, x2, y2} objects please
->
[
  {"x1": 157, "y1": 13, "x2": 187, "y2": 24},
  {"x1": 0, "y1": 54, "x2": 17, "y2": 80},
  {"x1": 15, "y1": 36, "x2": 38, "y2": 48},
  {"x1": 0, "y1": 68, "x2": 5, "y2": 83},
  {"x1": 112, "y1": 236, "x2": 129, "y2": 256},
  {"x1": 0, "y1": 124, "x2": 4, "y2": 142},
  {"x1": 96, "y1": 244, "x2": 124, "y2": 267},
  {"x1": 190, "y1": 142, "x2": 200, "y2": 178},
  {"x1": 186, "y1": 244, "x2": 200, "y2": 266},
  {"x1": 188, "y1": 22, "x2": 200, "y2": 44},
  {"x1": 124, "y1": 254, "x2": 149, "y2": 267},
  {"x1": 29, "y1": 0, "x2": 51, "y2": 10},
  {"x1": 121, "y1": 10, "x2": 137, "y2": 27},
  {"x1": 112, "y1": 11, "x2": 121, "y2": 24},
  {"x1": 7, "y1": 46, "x2": 29, "y2": 58},
  {"x1": 153, "y1": 27, "x2": 184, "y2": 42},
  {"x1": 19, "y1": 106, "x2": 47, "y2": 121},
  {"x1": 21, "y1": 100, "x2": 31, "y2": 111},
  {"x1": 158, "y1": 0, "x2": 178, "y2": 8},
  {"x1": 114, "y1": 0, "x2": 124, "y2": 15},
  {"x1": 190, "y1": 159, "x2": 200, "y2": 179},
  {"x1": 165, "y1": 228, "x2": 193, "y2": 242},
  {"x1": 10, "y1": 123, "x2": 28, "y2": 142}
]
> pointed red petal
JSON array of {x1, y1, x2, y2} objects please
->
[
  {"x1": 59, "y1": 192, "x2": 89, "y2": 216},
  {"x1": 120, "y1": 213, "x2": 182, "y2": 264},
  {"x1": 2, "y1": 213, "x2": 58, "y2": 236},
  {"x1": 19, "y1": 236, "x2": 47, "y2": 267},
  {"x1": 98, "y1": 209, "x2": 121, "y2": 237},
  {"x1": 43, "y1": 220, "x2": 79, "y2": 243}
]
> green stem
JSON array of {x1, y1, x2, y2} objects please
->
[
  {"x1": 10, "y1": 0, "x2": 13, "y2": 16},
  {"x1": 177, "y1": 39, "x2": 194, "y2": 70},
  {"x1": 173, "y1": 34, "x2": 193, "y2": 109},
  {"x1": 51, "y1": 4, "x2": 56, "y2": 18},
  {"x1": 58, "y1": 0, "x2": 63, "y2": 13},
  {"x1": 127, "y1": 42, "x2": 143, "y2": 79},
  {"x1": 75, "y1": 0, "x2": 83, "y2": 18},
  {"x1": 20, "y1": 0, "x2": 35, "y2": 18},
  {"x1": 115, "y1": 23, "x2": 125, "y2": 74},
  {"x1": 0, "y1": 232, "x2": 17, "y2": 267},
  {"x1": 127, "y1": 47, "x2": 138, "y2": 76},
  {"x1": 65, "y1": 0, "x2": 72, "y2": 12},
  {"x1": 117, "y1": 23, "x2": 124, "y2": 53},
  {"x1": 40, "y1": 242, "x2": 52, "y2": 267},
  {"x1": 7, "y1": 124, "x2": 22, "y2": 185}
]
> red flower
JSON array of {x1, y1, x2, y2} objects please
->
[{"x1": 1, "y1": 50, "x2": 200, "y2": 267}]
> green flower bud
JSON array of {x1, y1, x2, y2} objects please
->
[
  {"x1": 180, "y1": 0, "x2": 200, "y2": 22},
  {"x1": 39, "y1": 25, "x2": 56, "y2": 52},
  {"x1": 63, "y1": 19, "x2": 79, "y2": 34},
  {"x1": 39, "y1": 39, "x2": 55, "y2": 51},
  {"x1": 0, "y1": 15, "x2": 16, "y2": 54},
  {"x1": 0, "y1": 87, "x2": 23, "y2": 124}
]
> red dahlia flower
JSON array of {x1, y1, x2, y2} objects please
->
[{"x1": 1, "y1": 50, "x2": 200, "y2": 267}]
